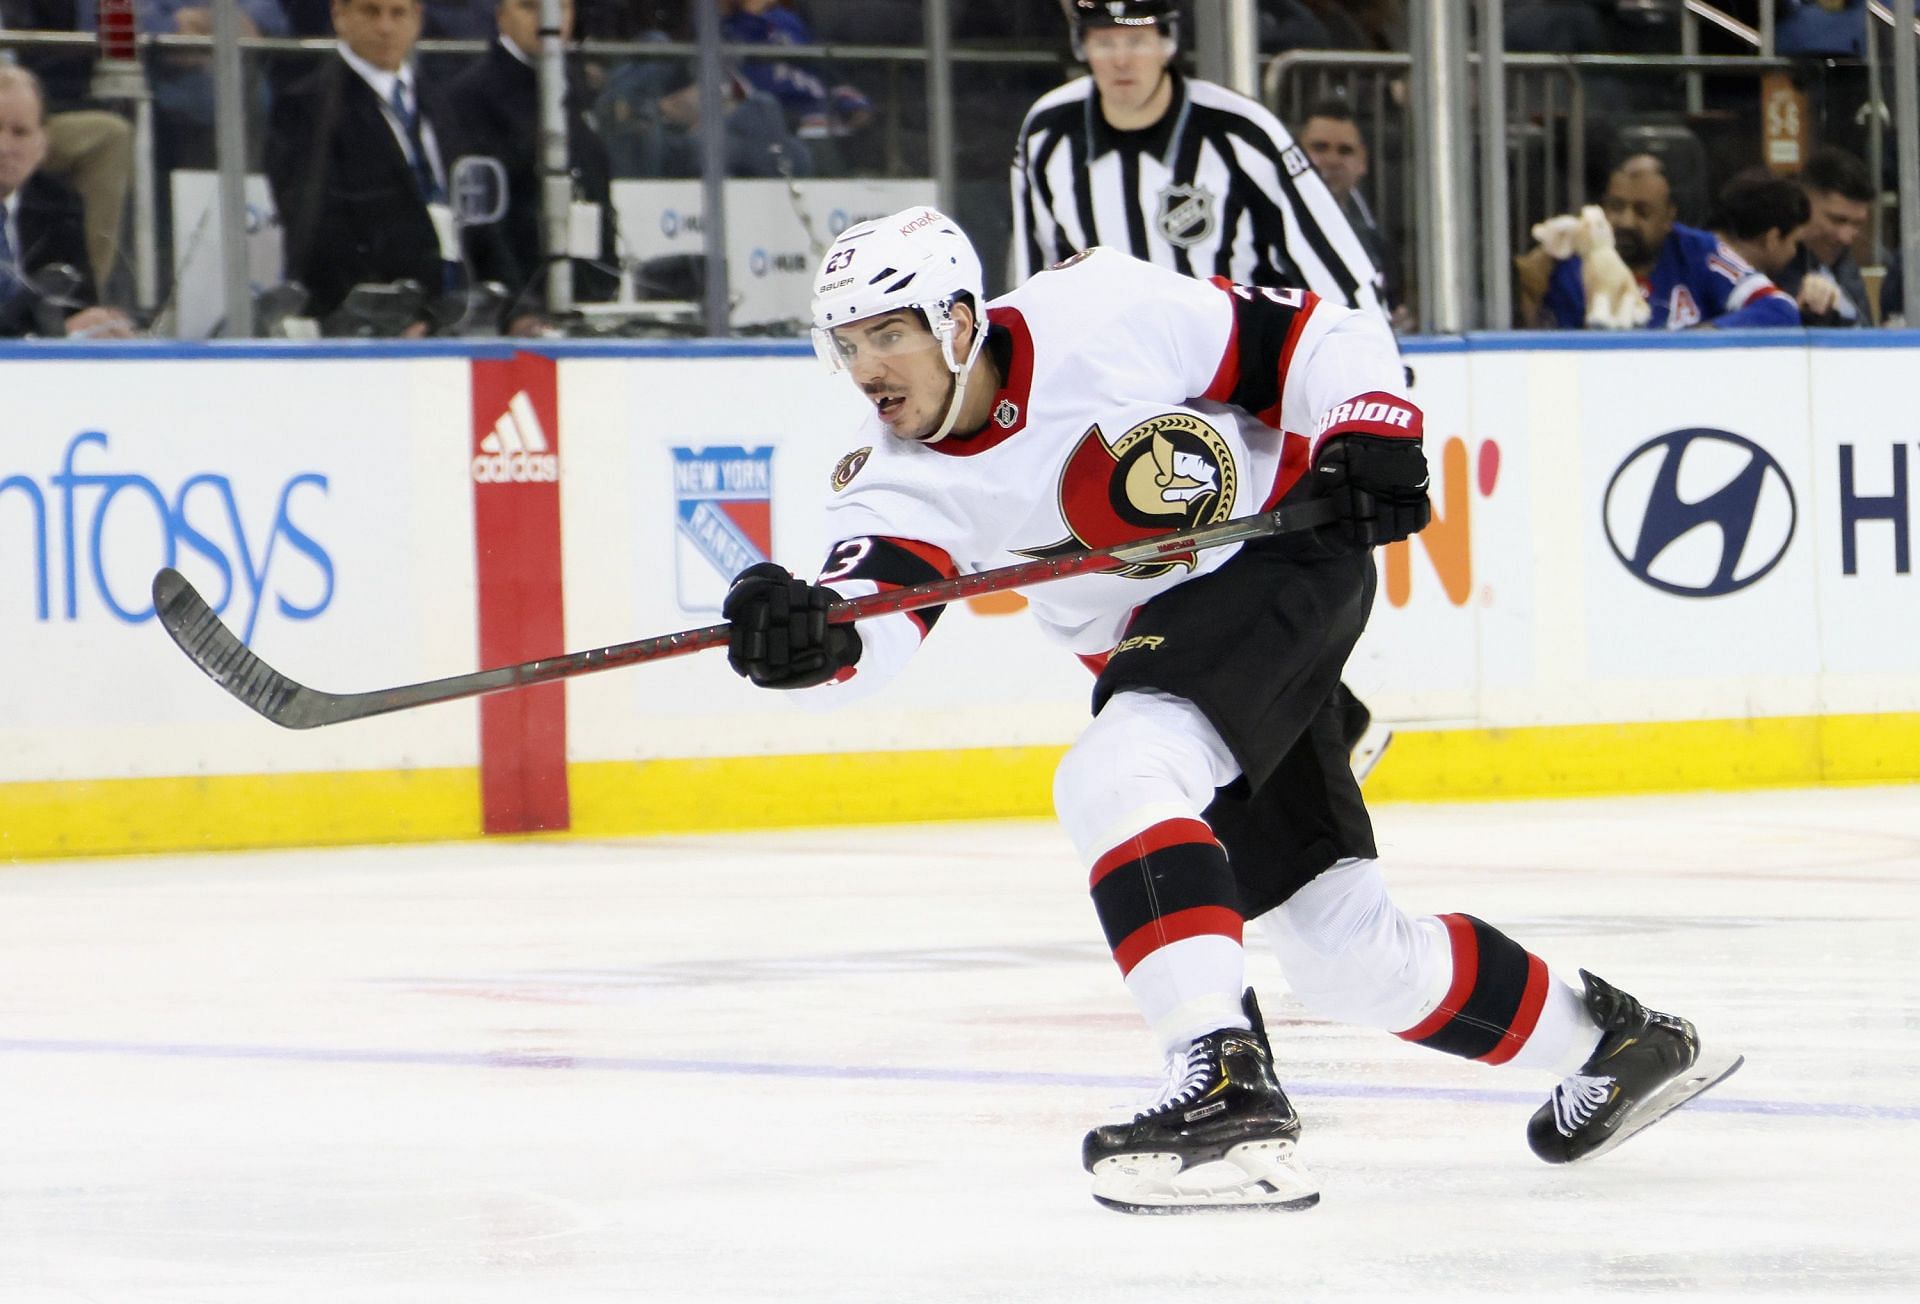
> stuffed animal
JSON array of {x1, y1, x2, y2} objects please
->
[{"x1": 1529, "y1": 205, "x2": 1650, "y2": 330}]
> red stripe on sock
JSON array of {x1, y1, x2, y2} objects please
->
[
  {"x1": 1395, "y1": 913, "x2": 1479, "y2": 1043},
  {"x1": 1111, "y1": 905, "x2": 1244, "y2": 977},
  {"x1": 1478, "y1": 952, "x2": 1549, "y2": 1065},
  {"x1": 1088, "y1": 817, "x2": 1218, "y2": 889}
]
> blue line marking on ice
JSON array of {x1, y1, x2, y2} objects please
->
[{"x1": 3, "y1": 1037, "x2": 1913, "y2": 1122}]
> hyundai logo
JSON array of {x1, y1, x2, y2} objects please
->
[
  {"x1": 749, "y1": 247, "x2": 769, "y2": 277},
  {"x1": 660, "y1": 209, "x2": 679, "y2": 238},
  {"x1": 1602, "y1": 428, "x2": 1796, "y2": 597}
]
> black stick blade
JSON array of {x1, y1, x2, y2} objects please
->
[{"x1": 151, "y1": 568, "x2": 331, "y2": 729}]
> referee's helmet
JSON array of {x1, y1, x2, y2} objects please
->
[{"x1": 1063, "y1": 0, "x2": 1180, "y2": 56}]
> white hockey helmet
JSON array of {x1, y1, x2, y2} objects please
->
[{"x1": 810, "y1": 207, "x2": 989, "y2": 444}]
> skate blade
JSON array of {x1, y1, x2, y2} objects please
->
[
  {"x1": 1575, "y1": 1045, "x2": 1746, "y2": 1164},
  {"x1": 1089, "y1": 1140, "x2": 1321, "y2": 1215},
  {"x1": 1350, "y1": 724, "x2": 1394, "y2": 784}
]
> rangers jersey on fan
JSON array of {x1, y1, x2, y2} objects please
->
[
  {"x1": 1011, "y1": 71, "x2": 1383, "y2": 317},
  {"x1": 812, "y1": 248, "x2": 1417, "y2": 694},
  {"x1": 1542, "y1": 221, "x2": 1799, "y2": 329}
]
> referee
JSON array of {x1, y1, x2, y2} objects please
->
[
  {"x1": 1012, "y1": 0, "x2": 1386, "y2": 320},
  {"x1": 1012, "y1": 0, "x2": 1395, "y2": 780}
]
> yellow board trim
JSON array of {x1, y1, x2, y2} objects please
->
[
  {"x1": 1362, "y1": 711, "x2": 1920, "y2": 802},
  {"x1": 3, "y1": 713, "x2": 1914, "y2": 860},
  {"x1": 0, "y1": 768, "x2": 481, "y2": 861}
]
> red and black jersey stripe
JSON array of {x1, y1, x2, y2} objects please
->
[
  {"x1": 1395, "y1": 913, "x2": 1551, "y2": 1066},
  {"x1": 822, "y1": 536, "x2": 956, "y2": 637},
  {"x1": 1089, "y1": 817, "x2": 1243, "y2": 977},
  {"x1": 1201, "y1": 279, "x2": 1318, "y2": 430}
]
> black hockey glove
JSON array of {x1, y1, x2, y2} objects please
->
[
  {"x1": 723, "y1": 562, "x2": 863, "y2": 690},
  {"x1": 1312, "y1": 434, "x2": 1433, "y2": 547}
]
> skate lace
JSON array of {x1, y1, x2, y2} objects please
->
[
  {"x1": 1137, "y1": 1043, "x2": 1214, "y2": 1120},
  {"x1": 1550, "y1": 1072, "x2": 1617, "y2": 1136}
]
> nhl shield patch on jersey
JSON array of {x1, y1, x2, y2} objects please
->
[
  {"x1": 671, "y1": 445, "x2": 775, "y2": 612},
  {"x1": 1155, "y1": 184, "x2": 1217, "y2": 248}
]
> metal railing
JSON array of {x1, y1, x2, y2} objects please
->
[{"x1": 0, "y1": 21, "x2": 1065, "y2": 337}]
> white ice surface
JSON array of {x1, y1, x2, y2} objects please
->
[{"x1": 2, "y1": 786, "x2": 1917, "y2": 1302}]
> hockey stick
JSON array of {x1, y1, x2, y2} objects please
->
[{"x1": 151, "y1": 497, "x2": 1336, "y2": 730}]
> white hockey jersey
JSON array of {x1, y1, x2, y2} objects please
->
[{"x1": 814, "y1": 248, "x2": 1418, "y2": 693}]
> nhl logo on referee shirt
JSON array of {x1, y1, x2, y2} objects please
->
[
  {"x1": 1154, "y1": 183, "x2": 1216, "y2": 248},
  {"x1": 670, "y1": 445, "x2": 775, "y2": 612}
]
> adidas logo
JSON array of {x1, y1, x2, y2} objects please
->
[{"x1": 472, "y1": 391, "x2": 559, "y2": 483}]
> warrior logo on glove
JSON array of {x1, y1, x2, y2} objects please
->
[
  {"x1": 1311, "y1": 390, "x2": 1433, "y2": 549},
  {"x1": 1018, "y1": 410, "x2": 1238, "y2": 579}
]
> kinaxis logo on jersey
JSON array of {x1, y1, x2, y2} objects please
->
[
  {"x1": 1603, "y1": 427, "x2": 1796, "y2": 597},
  {"x1": 472, "y1": 391, "x2": 558, "y2": 483},
  {"x1": 0, "y1": 430, "x2": 333, "y2": 642}
]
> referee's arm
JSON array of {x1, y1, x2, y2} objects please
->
[{"x1": 1010, "y1": 123, "x2": 1059, "y2": 286}]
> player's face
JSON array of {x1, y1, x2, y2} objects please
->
[
  {"x1": 1083, "y1": 25, "x2": 1172, "y2": 120},
  {"x1": 332, "y1": 0, "x2": 423, "y2": 73},
  {"x1": 1801, "y1": 189, "x2": 1868, "y2": 266},
  {"x1": 1601, "y1": 168, "x2": 1675, "y2": 269},
  {"x1": 1300, "y1": 116, "x2": 1367, "y2": 201},
  {"x1": 0, "y1": 83, "x2": 48, "y2": 199},
  {"x1": 829, "y1": 311, "x2": 955, "y2": 440}
]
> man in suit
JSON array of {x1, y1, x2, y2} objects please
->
[
  {"x1": 0, "y1": 64, "x2": 131, "y2": 337},
  {"x1": 1298, "y1": 99, "x2": 1413, "y2": 332},
  {"x1": 266, "y1": 0, "x2": 465, "y2": 331},
  {"x1": 447, "y1": 0, "x2": 617, "y2": 324}
]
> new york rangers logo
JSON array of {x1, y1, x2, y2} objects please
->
[{"x1": 671, "y1": 445, "x2": 774, "y2": 611}]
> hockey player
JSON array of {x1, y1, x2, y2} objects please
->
[{"x1": 724, "y1": 208, "x2": 1742, "y2": 1213}]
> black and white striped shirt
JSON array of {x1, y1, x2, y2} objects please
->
[{"x1": 1011, "y1": 70, "x2": 1384, "y2": 316}]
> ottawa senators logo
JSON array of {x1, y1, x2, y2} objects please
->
[{"x1": 1017, "y1": 411, "x2": 1237, "y2": 578}]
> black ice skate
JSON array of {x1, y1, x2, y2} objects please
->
[
  {"x1": 1083, "y1": 990, "x2": 1318, "y2": 1213},
  {"x1": 1527, "y1": 970, "x2": 1744, "y2": 1164}
]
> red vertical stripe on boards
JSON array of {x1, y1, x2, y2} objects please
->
[{"x1": 471, "y1": 351, "x2": 570, "y2": 834}]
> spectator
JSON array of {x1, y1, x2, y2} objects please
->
[
  {"x1": 2, "y1": 1, "x2": 135, "y2": 296},
  {"x1": 719, "y1": 0, "x2": 871, "y2": 172},
  {"x1": 447, "y1": 0, "x2": 616, "y2": 323},
  {"x1": 1777, "y1": 146, "x2": 1874, "y2": 327},
  {"x1": 1299, "y1": 98, "x2": 1413, "y2": 330},
  {"x1": 594, "y1": 21, "x2": 808, "y2": 181},
  {"x1": 1708, "y1": 168, "x2": 1808, "y2": 281},
  {"x1": 266, "y1": 0, "x2": 465, "y2": 330},
  {"x1": 118, "y1": 0, "x2": 292, "y2": 170},
  {"x1": 0, "y1": 64, "x2": 132, "y2": 336},
  {"x1": 1531, "y1": 152, "x2": 1800, "y2": 329}
]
